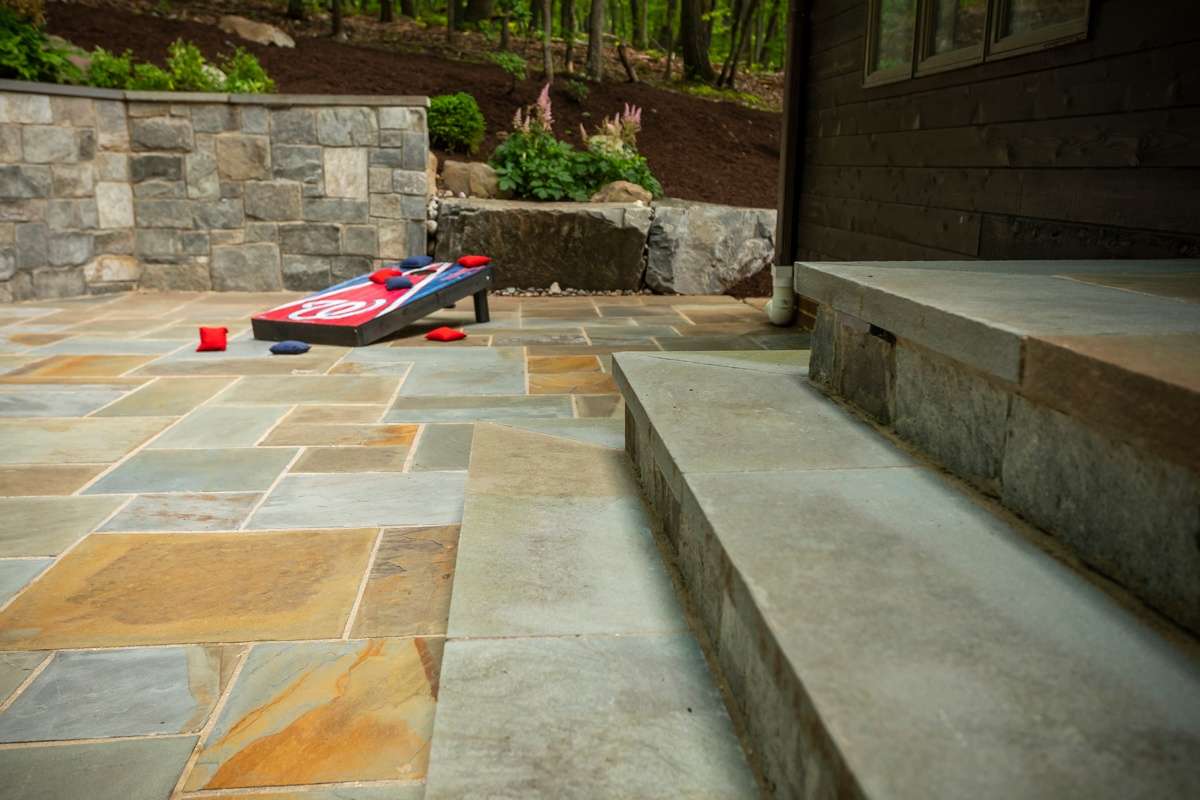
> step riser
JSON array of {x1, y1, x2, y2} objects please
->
[
  {"x1": 624, "y1": 377, "x2": 863, "y2": 800},
  {"x1": 809, "y1": 304, "x2": 1200, "y2": 635}
]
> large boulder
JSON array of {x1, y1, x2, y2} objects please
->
[
  {"x1": 218, "y1": 15, "x2": 296, "y2": 48},
  {"x1": 646, "y1": 199, "x2": 776, "y2": 294},
  {"x1": 441, "y1": 161, "x2": 503, "y2": 199},
  {"x1": 591, "y1": 180, "x2": 652, "y2": 204},
  {"x1": 435, "y1": 198, "x2": 652, "y2": 290}
]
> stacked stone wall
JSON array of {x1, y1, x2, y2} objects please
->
[{"x1": 0, "y1": 81, "x2": 429, "y2": 301}]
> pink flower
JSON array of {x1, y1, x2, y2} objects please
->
[{"x1": 535, "y1": 83, "x2": 554, "y2": 129}]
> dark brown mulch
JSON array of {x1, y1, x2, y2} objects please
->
[
  {"x1": 724, "y1": 266, "x2": 773, "y2": 298},
  {"x1": 46, "y1": 2, "x2": 781, "y2": 209}
]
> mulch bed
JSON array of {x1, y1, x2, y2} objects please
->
[{"x1": 46, "y1": 2, "x2": 781, "y2": 209}]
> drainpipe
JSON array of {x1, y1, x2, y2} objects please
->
[
  {"x1": 766, "y1": 264, "x2": 796, "y2": 325},
  {"x1": 768, "y1": 0, "x2": 812, "y2": 326}
]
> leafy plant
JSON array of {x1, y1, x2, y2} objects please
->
[
  {"x1": 127, "y1": 62, "x2": 173, "y2": 91},
  {"x1": 166, "y1": 39, "x2": 221, "y2": 91},
  {"x1": 562, "y1": 78, "x2": 589, "y2": 104},
  {"x1": 221, "y1": 48, "x2": 276, "y2": 94},
  {"x1": 489, "y1": 51, "x2": 526, "y2": 94},
  {"x1": 0, "y1": 6, "x2": 82, "y2": 83},
  {"x1": 85, "y1": 47, "x2": 134, "y2": 89},
  {"x1": 429, "y1": 92, "x2": 486, "y2": 154}
]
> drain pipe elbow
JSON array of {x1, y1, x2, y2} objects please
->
[{"x1": 765, "y1": 264, "x2": 797, "y2": 326}]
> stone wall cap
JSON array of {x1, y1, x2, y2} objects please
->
[
  {"x1": 0, "y1": 78, "x2": 123, "y2": 100},
  {"x1": 0, "y1": 79, "x2": 427, "y2": 108}
]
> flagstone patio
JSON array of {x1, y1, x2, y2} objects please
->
[{"x1": 0, "y1": 289, "x2": 798, "y2": 799}]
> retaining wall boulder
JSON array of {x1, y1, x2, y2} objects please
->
[{"x1": 645, "y1": 199, "x2": 776, "y2": 294}]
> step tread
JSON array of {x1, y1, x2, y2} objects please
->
[{"x1": 614, "y1": 349, "x2": 1200, "y2": 799}]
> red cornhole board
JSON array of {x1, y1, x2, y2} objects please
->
[{"x1": 251, "y1": 262, "x2": 494, "y2": 347}]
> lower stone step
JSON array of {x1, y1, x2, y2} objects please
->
[
  {"x1": 423, "y1": 421, "x2": 760, "y2": 797},
  {"x1": 614, "y1": 349, "x2": 1200, "y2": 799}
]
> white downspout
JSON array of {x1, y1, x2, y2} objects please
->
[{"x1": 765, "y1": 263, "x2": 796, "y2": 326}]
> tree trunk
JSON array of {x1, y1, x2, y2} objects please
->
[
  {"x1": 661, "y1": 0, "x2": 676, "y2": 78},
  {"x1": 617, "y1": 41, "x2": 638, "y2": 81},
  {"x1": 464, "y1": 0, "x2": 493, "y2": 22},
  {"x1": 287, "y1": 0, "x2": 305, "y2": 21},
  {"x1": 630, "y1": 0, "x2": 643, "y2": 49},
  {"x1": 500, "y1": 12, "x2": 511, "y2": 50},
  {"x1": 587, "y1": 0, "x2": 604, "y2": 80},
  {"x1": 637, "y1": 0, "x2": 648, "y2": 49},
  {"x1": 679, "y1": 0, "x2": 714, "y2": 81},
  {"x1": 446, "y1": 0, "x2": 456, "y2": 41},
  {"x1": 400, "y1": 0, "x2": 416, "y2": 16},
  {"x1": 721, "y1": 0, "x2": 757, "y2": 87},
  {"x1": 380, "y1": 0, "x2": 394, "y2": 22},
  {"x1": 543, "y1": 0, "x2": 555, "y2": 80},
  {"x1": 331, "y1": 0, "x2": 344, "y2": 38},
  {"x1": 755, "y1": 0, "x2": 780, "y2": 65},
  {"x1": 562, "y1": 0, "x2": 575, "y2": 73}
]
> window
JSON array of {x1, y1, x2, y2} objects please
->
[{"x1": 864, "y1": 0, "x2": 1091, "y2": 85}]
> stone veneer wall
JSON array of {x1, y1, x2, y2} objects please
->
[{"x1": 0, "y1": 80, "x2": 429, "y2": 302}]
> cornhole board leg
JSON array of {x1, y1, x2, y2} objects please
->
[
  {"x1": 251, "y1": 266, "x2": 494, "y2": 347},
  {"x1": 473, "y1": 289, "x2": 490, "y2": 323}
]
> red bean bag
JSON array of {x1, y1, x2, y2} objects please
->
[
  {"x1": 196, "y1": 326, "x2": 228, "y2": 352},
  {"x1": 370, "y1": 268, "x2": 404, "y2": 284},
  {"x1": 457, "y1": 255, "x2": 491, "y2": 268},
  {"x1": 425, "y1": 326, "x2": 467, "y2": 342}
]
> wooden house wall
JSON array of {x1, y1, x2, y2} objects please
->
[{"x1": 792, "y1": 0, "x2": 1200, "y2": 267}]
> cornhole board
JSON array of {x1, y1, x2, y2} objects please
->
[{"x1": 251, "y1": 262, "x2": 494, "y2": 347}]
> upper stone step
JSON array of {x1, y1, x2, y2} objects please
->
[
  {"x1": 797, "y1": 260, "x2": 1200, "y2": 634},
  {"x1": 614, "y1": 349, "x2": 1200, "y2": 799}
]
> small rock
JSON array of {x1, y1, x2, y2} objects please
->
[
  {"x1": 590, "y1": 180, "x2": 653, "y2": 204},
  {"x1": 218, "y1": 15, "x2": 295, "y2": 48},
  {"x1": 549, "y1": 281, "x2": 562, "y2": 295},
  {"x1": 442, "y1": 160, "x2": 505, "y2": 199}
]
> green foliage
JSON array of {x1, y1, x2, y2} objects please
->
[
  {"x1": 428, "y1": 92, "x2": 486, "y2": 154},
  {"x1": 0, "y1": 6, "x2": 82, "y2": 83},
  {"x1": 491, "y1": 129, "x2": 587, "y2": 201},
  {"x1": 80, "y1": 39, "x2": 274, "y2": 94},
  {"x1": 488, "y1": 51, "x2": 526, "y2": 92},
  {"x1": 221, "y1": 48, "x2": 276, "y2": 93},
  {"x1": 680, "y1": 82, "x2": 770, "y2": 110},
  {"x1": 166, "y1": 39, "x2": 220, "y2": 91},
  {"x1": 127, "y1": 62, "x2": 173, "y2": 91},
  {"x1": 85, "y1": 47, "x2": 134, "y2": 89},
  {"x1": 491, "y1": 88, "x2": 662, "y2": 202},
  {"x1": 578, "y1": 140, "x2": 663, "y2": 198},
  {"x1": 562, "y1": 78, "x2": 589, "y2": 104}
]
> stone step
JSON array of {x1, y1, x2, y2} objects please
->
[
  {"x1": 797, "y1": 259, "x2": 1200, "y2": 634},
  {"x1": 613, "y1": 349, "x2": 1200, "y2": 799},
  {"x1": 423, "y1": 420, "x2": 759, "y2": 797}
]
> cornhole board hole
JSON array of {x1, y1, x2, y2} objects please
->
[{"x1": 251, "y1": 262, "x2": 493, "y2": 347}]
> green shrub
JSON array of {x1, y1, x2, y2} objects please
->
[
  {"x1": 127, "y1": 62, "x2": 172, "y2": 91},
  {"x1": 0, "y1": 6, "x2": 81, "y2": 83},
  {"x1": 491, "y1": 130, "x2": 587, "y2": 201},
  {"x1": 221, "y1": 48, "x2": 275, "y2": 94},
  {"x1": 166, "y1": 39, "x2": 221, "y2": 91},
  {"x1": 491, "y1": 86, "x2": 662, "y2": 201},
  {"x1": 85, "y1": 47, "x2": 134, "y2": 89},
  {"x1": 562, "y1": 78, "x2": 589, "y2": 104},
  {"x1": 429, "y1": 92, "x2": 486, "y2": 154},
  {"x1": 488, "y1": 51, "x2": 525, "y2": 93}
]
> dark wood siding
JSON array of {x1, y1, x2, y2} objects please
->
[{"x1": 791, "y1": 0, "x2": 1200, "y2": 265}]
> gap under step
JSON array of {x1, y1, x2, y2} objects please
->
[
  {"x1": 423, "y1": 419, "x2": 761, "y2": 797},
  {"x1": 613, "y1": 349, "x2": 1200, "y2": 799}
]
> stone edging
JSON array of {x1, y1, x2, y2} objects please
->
[{"x1": 0, "y1": 79, "x2": 428, "y2": 107}]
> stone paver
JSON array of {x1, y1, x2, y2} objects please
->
[
  {"x1": 184, "y1": 638, "x2": 440, "y2": 790},
  {"x1": 0, "y1": 291, "x2": 779, "y2": 797},
  {"x1": 0, "y1": 737, "x2": 198, "y2": 800},
  {"x1": 0, "y1": 645, "x2": 241, "y2": 742}
]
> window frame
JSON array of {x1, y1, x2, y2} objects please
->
[{"x1": 863, "y1": 0, "x2": 1092, "y2": 86}]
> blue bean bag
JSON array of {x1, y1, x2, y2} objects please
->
[
  {"x1": 270, "y1": 340, "x2": 311, "y2": 355},
  {"x1": 386, "y1": 276, "x2": 414, "y2": 291},
  {"x1": 400, "y1": 255, "x2": 434, "y2": 268}
]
